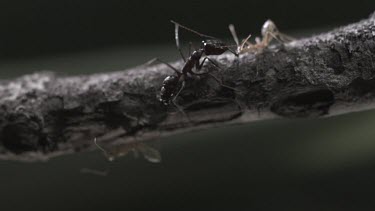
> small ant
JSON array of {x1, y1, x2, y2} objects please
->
[
  {"x1": 81, "y1": 138, "x2": 161, "y2": 176},
  {"x1": 148, "y1": 21, "x2": 238, "y2": 108},
  {"x1": 229, "y1": 19, "x2": 294, "y2": 54},
  {"x1": 94, "y1": 138, "x2": 161, "y2": 163}
]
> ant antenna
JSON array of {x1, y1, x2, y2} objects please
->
[
  {"x1": 222, "y1": 44, "x2": 238, "y2": 48},
  {"x1": 174, "y1": 21, "x2": 186, "y2": 61},
  {"x1": 228, "y1": 24, "x2": 240, "y2": 47},
  {"x1": 240, "y1": 34, "x2": 252, "y2": 51},
  {"x1": 170, "y1": 20, "x2": 218, "y2": 39}
]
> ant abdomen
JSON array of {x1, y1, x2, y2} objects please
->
[
  {"x1": 261, "y1": 20, "x2": 277, "y2": 37},
  {"x1": 160, "y1": 75, "x2": 180, "y2": 105}
]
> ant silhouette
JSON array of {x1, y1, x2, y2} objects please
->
[
  {"x1": 147, "y1": 21, "x2": 238, "y2": 109},
  {"x1": 229, "y1": 19, "x2": 294, "y2": 54}
]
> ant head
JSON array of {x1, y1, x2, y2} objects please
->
[{"x1": 201, "y1": 40, "x2": 228, "y2": 55}]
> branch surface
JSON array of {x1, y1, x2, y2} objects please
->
[{"x1": 1, "y1": 13, "x2": 375, "y2": 161}]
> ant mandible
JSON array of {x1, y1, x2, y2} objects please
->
[{"x1": 148, "y1": 21, "x2": 238, "y2": 108}]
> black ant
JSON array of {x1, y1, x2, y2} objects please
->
[{"x1": 148, "y1": 21, "x2": 238, "y2": 109}]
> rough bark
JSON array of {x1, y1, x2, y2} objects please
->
[{"x1": 0, "y1": 13, "x2": 375, "y2": 161}]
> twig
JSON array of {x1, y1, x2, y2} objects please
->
[{"x1": 0, "y1": 12, "x2": 375, "y2": 161}]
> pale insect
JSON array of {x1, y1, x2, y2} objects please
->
[
  {"x1": 229, "y1": 19, "x2": 294, "y2": 54},
  {"x1": 94, "y1": 138, "x2": 162, "y2": 163}
]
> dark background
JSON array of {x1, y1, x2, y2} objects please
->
[
  {"x1": 1, "y1": 1, "x2": 375, "y2": 210},
  {"x1": 0, "y1": 0, "x2": 374, "y2": 59}
]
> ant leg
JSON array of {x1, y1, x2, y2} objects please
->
[
  {"x1": 195, "y1": 57, "x2": 221, "y2": 72},
  {"x1": 208, "y1": 72, "x2": 237, "y2": 91},
  {"x1": 145, "y1": 58, "x2": 181, "y2": 75},
  {"x1": 266, "y1": 32, "x2": 283, "y2": 44},
  {"x1": 94, "y1": 137, "x2": 115, "y2": 161},
  {"x1": 256, "y1": 32, "x2": 286, "y2": 50},
  {"x1": 263, "y1": 30, "x2": 294, "y2": 46},
  {"x1": 173, "y1": 80, "x2": 185, "y2": 101},
  {"x1": 171, "y1": 80, "x2": 187, "y2": 115},
  {"x1": 196, "y1": 57, "x2": 210, "y2": 71},
  {"x1": 278, "y1": 32, "x2": 295, "y2": 42},
  {"x1": 192, "y1": 57, "x2": 237, "y2": 91},
  {"x1": 239, "y1": 33, "x2": 253, "y2": 52},
  {"x1": 171, "y1": 100, "x2": 191, "y2": 124},
  {"x1": 188, "y1": 42, "x2": 195, "y2": 56},
  {"x1": 174, "y1": 23, "x2": 186, "y2": 62},
  {"x1": 244, "y1": 39, "x2": 265, "y2": 52},
  {"x1": 261, "y1": 20, "x2": 294, "y2": 45},
  {"x1": 227, "y1": 48, "x2": 239, "y2": 57},
  {"x1": 171, "y1": 99, "x2": 189, "y2": 120},
  {"x1": 171, "y1": 81, "x2": 191, "y2": 122}
]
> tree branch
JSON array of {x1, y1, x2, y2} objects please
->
[{"x1": 1, "y1": 13, "x2": 375, "y2": 161}]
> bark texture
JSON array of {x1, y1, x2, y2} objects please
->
[{"x1": 1, "y1": 13, "x2": 375, "y2": 161}]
